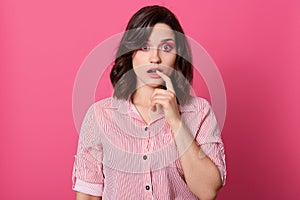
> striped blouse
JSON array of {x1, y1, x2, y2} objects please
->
[{"x1": 72, "y1": 96, "x2": 226, "y2": 199}]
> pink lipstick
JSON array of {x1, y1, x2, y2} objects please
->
[{"x1": 147, "y1": 68, "x2": 162, "y2": 78}]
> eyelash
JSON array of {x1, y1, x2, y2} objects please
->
[
  {"x1": 140, "y1": 43, "x2": 174, "y2": 52},
  {"x1": 161, "y1": 43, "x2": 174, "y2": 52},
  {"x1": 140, "y1": 44, "x2": 150, "y2": 51}
]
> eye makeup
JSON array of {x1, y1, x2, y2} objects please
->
[
  {"x1": 159, "y1": 42, "x2": 175, "y2": 52},
  {"x1": 139, "y1": 39, "x2": 175, "y2": 52}
]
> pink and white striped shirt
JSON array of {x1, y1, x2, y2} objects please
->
[{"x1": 72, "y1": 96, "x2": 226, "y2": 199}]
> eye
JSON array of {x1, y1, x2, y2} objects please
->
[
  {"x1": 160, "y1": 43, "x2": 174, "y2": 52},
  {"x1": 140, "y1": 43, "x2": 150, "y2": 51}
]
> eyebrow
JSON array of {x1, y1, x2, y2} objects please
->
[
  {"x1": 161, "y1": 38, "x2": 175, "y2": 42},
  {"x1": 147, "y1": 38, "x2": 175, "y2": 43}
]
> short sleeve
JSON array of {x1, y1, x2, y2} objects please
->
[
  {"x1": 195, "y1": 100, "x2": 227, "y2": 185},
  {"x1": 72, "y1": 103, "x2": 104, "y2": 196}
]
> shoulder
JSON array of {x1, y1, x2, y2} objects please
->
[
  {"x1": 180, "y1": 96, "x2": 212, "y2": 113},
  {"x1": 83, "y1": 97, "x2": 114, "y2": 116},
  {"x1": 91, "y1": 97, "x2": 127, "y2": 114},
  {"x1": 84, "y1": 97, "x2": 117, "y2": 123},
  {"x1": 93, "y1": 97, "x2": 114, "y2": 109}
]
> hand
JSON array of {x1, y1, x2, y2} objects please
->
[{"x1": 150, "y1": 70, "x2": 182, "y2": 132}]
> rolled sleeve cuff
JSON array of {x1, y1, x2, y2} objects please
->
[
  {"x1": 73, "y1": 178, "x2": 103, "y2": 197},
  {"x1": 218, "y1": 165, "x2": 226, "y2": 186},
  {"x1": 200, "y1": 143, "x2": 227, "y2": 185}
]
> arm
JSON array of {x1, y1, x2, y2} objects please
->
[
  {"x1": 152, "y1": 71, "x2": 225, "y2": 200},
  {"x1": 171, "y1": 122, "x2": 223, "y2": 200},
  {"x1": 72, "y1": 104, "x2": 105, "y2": 198},
  {"x1": 76, "y1": 192, "x2": 102, "y2": 200}
]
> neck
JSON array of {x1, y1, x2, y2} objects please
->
[{"x1": 131, "y1": 85, "x2": 157, "y2": 107}]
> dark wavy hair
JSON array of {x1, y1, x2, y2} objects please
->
[{"x1": 110, "y1": 5, "x2": 193, "y2": 105}]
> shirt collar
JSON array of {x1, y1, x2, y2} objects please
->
[
  {"x1": 111, "y1": 97, "x2": 163, "y2": 122},
  {"x1": 111, "y1": 97, "x2": 130, "y2": 114},
  {"x1": 178, "y1": 97, "x2": 198, "y2": 113},
  {"x1": 111, "y1": 96, "x2": 198, "y2": 115}
]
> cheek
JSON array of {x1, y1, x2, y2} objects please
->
[
  {"x1": 132, "y1": 52, "x2": 147, "y2": 67},
  {"x1": 163, "y1": 55, "x2": 177, "y2": 76},
  {"x1": 163, "y1": 54, "x2": 177, "y2": 67}
]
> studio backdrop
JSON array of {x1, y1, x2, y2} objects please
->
[{"x1": 0, "y1": 0, "x2": 299, "y2": 199}]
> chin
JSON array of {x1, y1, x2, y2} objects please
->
[
  {"x1": 144, "y1": 80, "x2": 165, "y2": 88},
  {"x1": 148, "y1": 83, "x2": 163, "y2": 88}
]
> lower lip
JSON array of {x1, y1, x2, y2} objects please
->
[{"x1": 147, "y1": 72, "x2": 161, "y2": 78}]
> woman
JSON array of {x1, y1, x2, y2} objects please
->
[{"x1": 73, "y1": 5, "x2": 226, "y2": 200}]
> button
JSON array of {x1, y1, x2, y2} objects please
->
[
  {"x1": 145, "y1": 185, "x2": 151, "y2": 190},
  {"x1": 144, "y1": 127, "x2": 148, "y2": 131},
  {"x1": 143, "y1": 155, "x2": 147, "y2": 160}
]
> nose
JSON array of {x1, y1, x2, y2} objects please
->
[{"x1": 149, "y1": 48, "x2": 161, "y2": 64}]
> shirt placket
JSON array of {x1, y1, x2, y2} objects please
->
[
  {"x1": 128, "y1": 102, "x2": 157, "y2": 199},
  {"x1": 142, "y1": 124, "x2": 154, "y2": 199}
]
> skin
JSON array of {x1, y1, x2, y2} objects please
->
[
  {"x1": 132, "y1": 23, "x2": 223, "y2": 200},
  {"x1": 76, "y1": 192, "x2": 102, "y2": 200},
  {"x1": 76, "y1": 23, "x2": 222, "y2": 200},
  {"x1": 131, "y1": 23, "x2": 178, "y2": 123}
]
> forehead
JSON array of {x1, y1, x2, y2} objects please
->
[{"x1": 148, "y1": 23, "x2": 175, "y2": 42}]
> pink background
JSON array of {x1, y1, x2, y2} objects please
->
[{"x1": 1, "y1": 0, "x2": 299, "y2": 199}]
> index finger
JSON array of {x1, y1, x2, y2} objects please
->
[{"x1": 156, "y1": 70, "x2": 175, "y2": 93}]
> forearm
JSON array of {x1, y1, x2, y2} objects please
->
[
  {"x1": 76, "y1": 192, "x2": 102, "y2": 200},
  {"x1": 171, "y1": 121, "x2": 223, "y2": 200}
]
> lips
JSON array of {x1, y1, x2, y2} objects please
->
[
  {"x1": 146, "y1": 67, "x2": 162, "y2": 78},
  {"x1": 147, "y1": 68, "x2": 162, "y2": 74}
]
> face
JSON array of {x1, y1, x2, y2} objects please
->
[{"x1": 132, "y1": 23, "x2": 177, "y2": 88}]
